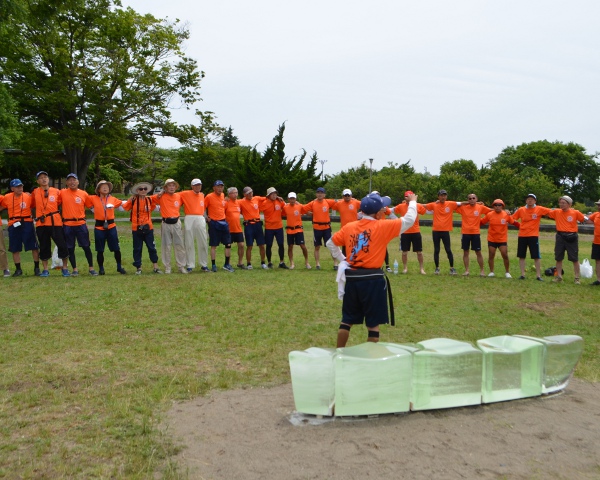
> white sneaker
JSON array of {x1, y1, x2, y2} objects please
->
[
  {"x1": 487, "y1": 272, "x2": 495, "y2": 277},
  {"x1": 505, "y1": 272, "x2": 512, "y2": 279}
]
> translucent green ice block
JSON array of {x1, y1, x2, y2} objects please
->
[
  {"x1": 411, "y1": 338, "x2": 483, "y2": 411},
  {"x1": 334, "y1": 343, "x2": 413, "y2": 416},
  {"x1": 477, "y1": 335, "x2": 543, "y2": 403},
  {"x1": 513, "y1": 335, "x2": 583, "y2": 394},
  {"x1": 289, "y1": 347, "x2": 336, "y2": 415}
]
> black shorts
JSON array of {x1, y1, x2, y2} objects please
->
[
  {"x1": 287, "y1": 232, "x2": 305, "y2": 246},
  {"x1": 591, "y1": 243, "x2": 600, "y2": 260},
  {"x1": 64, "y1": 224, "x2": 91, "y2": 249},
  {"x1": 342, "y1": 270, "x2": 388, "y2": 328},
  {"x1": 208, "y1": 220, "x2": 231, "y2": 247},
  {"x1": 230, "y1": 232, "x2": 244, "y2": 243},
  {"x1": 488, "y1": 241, "x2": 507, "y2": 249},
  {"x1": 36, "y1": 225, "x2": 68, "y2": 260},
  {"x1": 517, "y1": 236, "x2": 540, "y2": 259},
  {"x1": 555, "y1": 232, "x2": 578, "y2": 262},
  {"x1": 265, "y1": 228, "x2": 284, "y2": 247},
  {"x1": 461, "y1": 234, "x2": 481, "y2": 251},
  {"x1": 313, "y1": 228, "x2": 331, "y2": 247},
  {"x1": 244, "y1": 222, "x2": 265, "y2": 246},
  {"x1": 94, "y1": 227, "x2": 121, "y2": 253},
  {"x1": 400, "y1": 232, "x2": 422, "y2": 252}
]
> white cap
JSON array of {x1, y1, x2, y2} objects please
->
[
  {"x1": 288, "y1": 192, "x2": 297, "y2": 198},
  {"x1": 342, "y1": 188, "x2": 352, "y2": 196},
  {"x1": 191, "y1": 178, "x2": 202, "y2": 186}
]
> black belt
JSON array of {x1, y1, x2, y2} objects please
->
[
  {"x1": 95, "y1": 219, "x2": 115, "y2": 227},
  {"x1": 286, "y1": 225, "x2": 303, "y2": 230},
  {"x1": 313, "y1": 221, "x2": 331, "y2": 226},
  {"x1": 345, "y1": 268, "x2": 395, "y2": 326},
  {"x1": 10, "y1": 216, "x2": 32, "y2": 221},
  {"x1": 63, "y1": 217, "x2": 86, "y2": 222},
  {"x1": 35, "y1": 211, "x2": 59, "y2": 221},
  {"x1": 244, "y1": 219, "x2": 262, "y2": 226}
]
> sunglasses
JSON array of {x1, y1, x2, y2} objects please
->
[
  {"x1": 493, "y1": 203, "x2": 503, "y2": 207},
  {"x1": 468, "y1": 197, "x2": 476, "y2": 200},
  {"x1": 343, "y1": 194, "x2": 351, "y2": 197},
  {"x1": 138, "y1": 187, "x2": 148, "y2": 191}
]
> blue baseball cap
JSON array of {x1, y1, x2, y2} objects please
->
[
  {"x1": 316, "y1": 187, "x2": 326, "y2": 193},
  {"x1": 360, "y1": 193, "x2": 391, "y2": 215},
  {"x1": 36, "y1": 171, "x2": 49, "y2": 178},
  {"x1": 66, "y1": 173, "x2": 78, "y2": 180},
  {"x1": 214, "y1": 180, "x2": 224, "y2": 186},
  {"x1": 10, "y1": 179, "x2": 23, "y2": 187}
]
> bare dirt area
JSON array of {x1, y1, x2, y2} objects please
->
[{"x1": 165, "y1": 379, "x2": 599, "y2": 480}]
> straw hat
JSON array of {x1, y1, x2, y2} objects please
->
[
  {"x1": 131, "y1": 181, "x2": 154, "y2": 195},
  {"x1": 95, "y1": 180, "x2": 113, "y2": 194}
]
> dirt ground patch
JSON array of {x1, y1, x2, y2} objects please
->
[{"x1": 165, "y1": 379, "x2": 599, "y2": 479}]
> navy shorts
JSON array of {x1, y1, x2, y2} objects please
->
[
  {"x1": 94, "y1": 227, "x2": 121, "y2": 253},
  {"x1": 400, "y1": 232, "x2": 423, "y2": 252},
  {"x1": 230, "y1": 232, "x2": 244, "y2": 243},
  {"x1": 488, "y1": 241, "x2": 507, "y2": 249},
  {"x1": 208, "y1": 220, "x2": 231, "y2": 247},
  {"x1": 265, "y1": 228, "x2": 284, "y2": 247},
  {"x1": 342, "y1": 272, "x2": 388, "y2": 328},
  {"x1": 517, "y1": 236, "x2": 540, "y2": 259},
  {"x1": 64, "y1": 224, "x2": 91, "y2": 249},
  {"x1": 591, "y1": 243, "x2": 600, "y2": 260},
  {"x1": 8, "y1": 221, "x2": 38, "y2": 252},
  {"x1": 461, "y1": 234, "x2": 482, "y2": 251},
  {"x1": 287, "y1": 231, "x2": 305, "y2": 246},
  {"x1": 244, "y1": 222, "x2": 265, "y2": 246},
  {"x1": 313, "y1": 228, "x2": 332, "y2": 247}
]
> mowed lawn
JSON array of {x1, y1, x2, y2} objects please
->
[{"x1": 0, "y1": 223, "x2": 597, "y2": 478}]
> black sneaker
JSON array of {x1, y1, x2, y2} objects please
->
[
  {"x1": 268, "y1": 262, "x2": 274, "y2": 269},
  {"x1": 12, "y1": 269, "x2": 23, "y2": 277},
  {"x1": 117, "y1": 268, "x2": 126, "y2": 275},
  {"x1": 592, "y1": 280, "x2": 600, "y2": 286},
  {"x1": 278, "y1": 262, "x2": 289, "y2": 269},
  {"x1": 99, "y1": 267, "x2": 106, "y2": 275},
  {"x1": 34, "y1": 267, "x2": 41, "y2": 276}
]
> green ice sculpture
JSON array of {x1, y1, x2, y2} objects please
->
[{"x1": 288, "y1": 334, "x2": 583, "y2": 417}]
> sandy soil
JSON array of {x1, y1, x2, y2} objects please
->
[{"x1": 165, "y1": 379, "x2": 599, "y2": 479}]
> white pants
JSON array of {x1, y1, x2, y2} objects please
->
[
  {"x1": 161, "y1": 220, "x2": 186, "y2": 270},
  {"x1": 184, "y1": 215, "x2": 208, "y2": 268}
]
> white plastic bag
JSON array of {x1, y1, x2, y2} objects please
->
[
  {"x1": 580, "y1": 259, "x2": 593, "y2": 279},
  {"x1": 51, "y1": 246, "x2": 62, "y2": 269}
]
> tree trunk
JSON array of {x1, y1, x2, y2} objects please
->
[{"x1": 64, "y1": 146, "x2": 99, "y2": 189}]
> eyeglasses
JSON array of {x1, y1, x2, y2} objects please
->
[{"x1": 138, "y1": 187, "x2": 148, "y2": 191}]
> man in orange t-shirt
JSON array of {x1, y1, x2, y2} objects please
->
[
  {"x1": 455, "y1": 193, "x2": 491, "y2": 276},
  {"x1": 180, "y1": 179, "x2": 209, "y2": 272},
  {"x1": 394, "y1": 190, "x2": 427, "y2": 274},
  {"x1": 239, "y1": 186, "x2": 267, "y2": 269},
  {"x1": 204, "y1": 180, "x2": 234, "y2": 272},
  {"x1": 332, "y1": 189, "x2": 361, "y2": 227},
  {"x1": 122, "y1": 182, "x2": 163, "y2": 275},
  {"x1": 282, "y1": 192, "x2": 310, "y2": 269},
  {"x1": 85, "y1": 180, "x2": 126, "y2": 275},
  {"x1": 585, "y1": 199, "x2": 600, "y2": 285},
  {"x1": 511, "y1": 193, "x2": 552, "y2": 280},
  {"x1": 150, "y1": 179, "x2": 187, "y2": 274},
  {"x1": 327, "y1": 192, "x2": 417, "y2": 347},
  {"x1": 302, "y1": 187, "x2": 338, "y2": 270},
  {"x1": 546, "y1": 195, "x2": 587, "y2": 284},
  {"x1": 424, "y1": 189, "x2": 461, "y2": 275},
  {"x1": 225, "y1": 186, "x2": 245, "y2": 269},
  {"x1": 480, "y1": 199, "x2": 519, "y2": 278},
  {"x1": 31, "y1": 171, "x2": 69, "y2": 276},
  {"x1": 261, "y1": 187, "x2": 288, "y2": 269},
  {"x1": 0, "y1": 178, "x2": 40, "y2": 276},
  {"x1": 62, "y1": 173, "x2": 98, "y2": 276}
]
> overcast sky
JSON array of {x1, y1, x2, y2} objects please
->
[{"x1": 123, "y1": 0, "x2": 600, "y2": 176}]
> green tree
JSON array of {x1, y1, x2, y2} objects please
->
[
  {"x1": 221, "y1": 126, "x2": 240, "y2": 149},
  {"x1": 490, "y1": 140, "x2": 600, "y2": 202},
  {"x1": 0, "y1": 84, "x2": 21, "y2": 149},
  {"x1": 0, "y1": 0, "x2": 204, "y2": 187}
]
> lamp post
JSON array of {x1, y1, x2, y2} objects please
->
[
  {"x1": 369, "y1": 158, "x2": 374, "y2": 192},
  {"x1": 319, "y1": 159, "x2": 328, "y2": 182}
]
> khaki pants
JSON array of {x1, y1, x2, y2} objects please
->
[
  {"x1": 160, "y1": 220, "x2": 186, "y2": 271},
  {"x1": 184, "y1": 215, "x2": 208, "y2": 268},
  {"x1": 0, "y1": 228, "x2": 8, "y2": 271}
]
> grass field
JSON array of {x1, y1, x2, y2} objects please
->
[{"x1": 0, "y1": 223, "x2": 597, "y2": 478}]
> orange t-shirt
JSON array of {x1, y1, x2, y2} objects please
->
[
  {"x1": 481, "y1": 210, "x2": 516, "y2": 243},
  {"x1": 424, "y1": 201, "x2": 459, "y2": 232},
  {"x1": 60, "y1": 188, "x2": 89, "y2": 226},
  {"x1": 150, "y1": 193, "x2": 182, "y2": 218},
  {"x1": 0, "y1": 192, "x2": 34, "y2": 226},
  {"x1": 260, "y1": 197, "x2": 285, "y2": 229},
  {"x1": 332, "y1": 199, "x2": 361, "y2": 227},
  {"x1": 204, "y1": 192, "x2": 227, "y2": 221},
  {"x1": 393, "y1": 202, "x2": 426, "y2": 234},
  {"x1": 86, "y1": 195, "x2": 123, "y2": 230},
  {"x1": 239, "y1": 196, "x2": 265, "y2": 221},
  {"x1": 122, "y1": 196, "x2": 157, "y2": 231},
  {"x1": 332, "y1": 217, "x2": 405, "y2": 269},
  {"x1": 283, "y1": 203, "x2": 304, "y2": 229},
  {"x1": 179, "y1": 190, "x2": 205, "y2": 215},
  {"x1": 225, "y1": 199, "x2": 243, "y2": 234},
  {"x1": 588, "y1": 212, "x2": 600, "y2": 245},
  {"x1": 31, "y1": 187, "x2": 63, "y2": 227},
  {"x1": 511, "y1": 205, "x2": 552, "y2": 237},
  {"x1": 302, "y1": 198, "x2": 336, "y2": 230},
  {"x1": 456, "y1": 203, "x2": 491, "y2": 234},
  {"x1": 546, "y1": 208, "x2": 584, "y2": 233}
]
